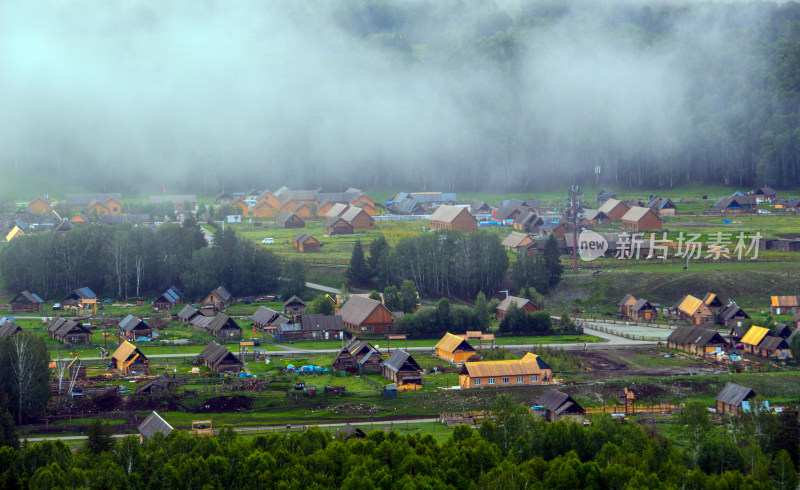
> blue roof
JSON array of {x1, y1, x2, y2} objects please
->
[
  {"x1": 161, "y1": 286, "x2": 181, "y2": 304},
  {"x1": 31, "y1": 292, "x2": 44, "y2": 303},
  {"x1": 78, "y1": 287, "x2": 96, "y2": 299}
]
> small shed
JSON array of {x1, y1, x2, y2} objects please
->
[
  {"x1": 293, "y1": 233, "x2": 321, "y2": 253},
  {"x1": 332, "y1": 348, "x2": 359, "y2": 373},
  {"x1": 119, "y1": 315, "x2": 152, "y2": 340},
  {"x1": 153, "y1": 286, "x2": 182, "y2": 312},
  {"x1": 138, "y1": 411, "x2": 174, "y2": 442},
  {"x1": 715, "y1": 383, "x2": 756, "y2": 417},
  {"x1": 177, "y1": 305, "x2": 201, "y2": 323},
  {"x1": 200, "y1": 341, "x2": 244, "y2": 373},
  {"x1": 0, "y1": 318, "x2": 22, "y2": 339},
  {"x1": 283, "y1": 295, "x2": 307, "y2": 314},
  {"x1": 757, "y1": 336, "x2": 791, "y2": 360},
  {"x1": 535, "y1": 389, "x2": 585, "y2": 423},
  {"x1": 276, "y1": 212, "x2": 305, "y2": 229},
  {"x1": 10, "y1": 290, "x2": 44, "y2": 313},
  {"x1": 495, "y1": 296, "x2": 539, "y2": 321},
  {"x1": 111, "y1": 341, "x2": 150, "y2": 376},
  {"x1": 136, "y1": 375, "x2": 176, "y2": 394},
  {"x1": 434, "y1": 332, "x2": 476, "y2": 363},
  {"x1": 336, "y1": 424, "x2": 366, "y2": 440}
]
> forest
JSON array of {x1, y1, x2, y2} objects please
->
[
  {"x1": 0, "y1": 220, "x2": 282, "y2": 300},
  {"x1": 1, "y1": 395, "x2": 799, "y2": 489},
  {"x1": 7, "y1": 1, "x2": 800, "y2": 192}
]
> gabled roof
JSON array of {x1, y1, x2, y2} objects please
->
[
  {"x1": 430, "y1": 205, "x2": 472, "y2": 224},
  {"x1": 719, "y1": 303, "x2": 749, "y2": 321},
  {"x1": 756, "y1": 186, "x2": 777, "y2": 197},
  {"x1": 702, "y1": 293, "x2": 723, "y2": 308},
  {"x1": 316, "y1": 191, "x2": 363, "y2": 204},
  {"x1": 381, "y1": 349, "x2": 421, "y2": 373},
  {"x1": 341, "y1": 206, "x2": 371, "y2": 223},
  {"x1": 251, "y1": 306, "x2": 283, "y2": 325},
  {"x1": 177, "y1": 305, "x2": 200, "y2": 321},
  {"x1": 283, "y1": 295, "x2": 306, "y2": 308},
  {"x1": 618, "y1": 294, "x2": 636, "y2": 307},
  {"x1": 209, "y1": 286, "x2": 233, "y2": 303},
  {"x1": 276, "y1": 211, "x2": 302, "y2": 225},
  {"x1": 119, "y1": 314, "x2": 149, "y2": 333},
  {"x1": 676, "y1": 295, "x2": 706, "y2": 316},
  {"x1": 293, "y1": 233, "x2": 319, "y2": 245},
  {"x1": 536, "y1": 389, "x2": 583, "y2": 415},
  {"x1": 0, "y1": 318, "x2": 22, "y2": 338},
  {"x1": 326, "y1": 216, "x2": 351, "y2": 228},
  {"x1": 156, "y1": 286, "x2": 181, "y2": 304},
  {"x1": 149, "y1": 195, "x2": 197, "y2": 204},
  {"x1": 205, "y1": 314, "x2": 240, "y2": 334},
  {"x1": 112, "y1": 341, "x2": 145, "y2": 363},
  {"x1": 716, "y1": 382, "x2": 755, "y2": 406},
  {"x1": 741, "y1": 326, "x2": 770, "y2": 346},
  {"x1": 435, "y1": 332, "x2": 475, "y2": 354},
  {"x1": 54, "y1": 319, "x2": 89, "y2": 338},
  {"x1": 502, "y1": 232, "x2": 532, "y2": 248},
  {"x1": 759, "y1": 336, "x2": 789, "y2": 351},
  {"x1": 338, "y1": 296, "x2": 386, "y2": 325},
  {"x1": 394, "y1": 197, "x2": 422, "y2": 214},
  {"x1": 200, "y1": 341, "x2": 242, "y2": 366},
  {"x1": 460, "y1": 353, "x2": 550, "y2": 377},
  {"x1": 630, "y1": 299, "x2": 655, "y2": 312},
  {"x1": 621, "y1": 206, "x2": 660, "y2": 223},
  {"x1": 138, "y1": 411, "x2": 174, "y2": 440},
  {"x1": 647, "y1": 197, "x2": 677, "y2": 210},
  {"x1": 300, "y1": 314, "x2": 343, "y2": 332},
  {"x1": 496, "y1": 205, "x2": 531, "y2": 221},
  {"x1": 667, "y1": 326, "x2": 727, "y2": 348},
  {"x1": 326, "y1": 203, "x2": 350, "y2": 218},
  {"x1": 67, "y1": 193, "x2": 123, "y2": 207},
  {"x1": 598, "y1": 199, "x2": 625, "y2": 214},
  {"x1": 771, "y1": 296, "x2": 800, "y2": 307},
  {"x1": 11, "y1": 290, "x2": 44, "y2": 304},
  {"x1": 496, "y1": 296, "x2": 535, "y2": 312},
  {"x1": 66, "y1": 287, "x2": 96, "y2": 300}
]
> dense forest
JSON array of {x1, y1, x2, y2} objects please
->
[
  {"x1": 6, "y1": 1, "x2": 800, "y2": 192},
  {"x1": 0, "y1": 220, "x2": 282, "y2": 300},
  {"x1": 1, "y1": 395, "x2": 799, "y2": 489}
]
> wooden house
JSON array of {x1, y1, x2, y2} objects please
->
[
  {"x1": 353, "y1": 200, "x2": 377, "y2": 216},
  {"x1": 87, "y1": 199, "x2": 112, "y2": 216},
  {"x1": 757, "y1": 336, "x2": 791, "y2": 360},
  {"x1": 28, "y1": 197, "x2": 51, "y2": 214},
  {"x1": 667, "y1": 327, "x2": 728, "y2": 356},
  {"x1": 621, "y1": 206, "x2": 663, "y2": 231},
  {"x1": 514, "y1": 211, "x2": 544, "y2": 233},
  {"x1": 718, "y1": 303, "x2": 750, "y2": 328},
  {"x1": 50, "y1": 318, "x2": 91, "y2": 344},
  {"x1": 502, "y1": 231, "x2": 534, "y2": 251},
  {"x1": 177, "y1": 305, "x2": 201, "y2": 323},
  {"x1": 299, "y1": 314, "x2": 344, "y2": 340},
  {"x1": 496, "y1": 205, "x2": 531, "y2": 222},
  {"x1": 138, "y1": 411, "x2": 173, "y2": 442},
  {"x1": 326, "y1": 216, "x2": 354, "y2": 235},
  {"x1": 647, "y1": 197, "x2": 677, "y2": 216},
  {"x1": 70, "y1": 212, "x2": 92, "y2": 225},
  {"x1": 754, "y1": 187, "x2": 777, "y2": 203},
  {"x1": 715, "y1": 383, "x2": 755, "y2": 417},
  {"x1": 0, "y1": 318, "x2": 22, "y2": 339},
  {"x1": 335, "y1": 424, "x2": 366, "y2": 440},
  {"x1": 10, "y1": 290, "x2": 44, "y2": 313},
  {"x1": 495, "y1": 296, "x2": 539, "y2": 321},
  {"x1": 290, "y1": 202, "x2": 314, "y2": 219},
  {"x1": 136, "y1": 375, "x2": 175, "y2": 395},
  {"x1": 341, "y1": 337, "x2": 382, "y2": 372},
  {"x1": 316, "y1": 201, "x2": 337, "y2": 217},
  {"x1": 332, "y1": 348, "x2": 359, "y2": 373},
  {"x1": 119, "y1": 315, "x2": 152, "y2": 340},
  {"x1": 251, "y1": 306, "x2": 288, "y2": 331},
  {"x1": 63, "y1": 287, "x2": 97, "y2": 310},
  {"x1": 252, "y1": 200, "x2": 277, "y2": 218},
  {"x1": 381, "y1": 349, "x2": 423, "y2": 385},
  {"x1": 618, "y1": 294, "x2": 637, "y2": 317},
  {"x1": 153, "y1": 286, "x2": 181, "y2": 312},
  {"x1": 325, "y1": 203, "x2": 349, "y2": 218},
  {"x1": 629, "y1": 299, "x2": 657, "y2": 321},
  {"x1": 770, "y1": 296, "x2": 800, "y2": 315},
  {"x1": 535, "y1": 389, "x2": 585, "y2": 423},
  {"x1": 192, "y1": 313, "x2": 242, "y2": 339},
  {"x1": 200, "y1": 341, "x2": 243, "y2": 373},
  {"x1": 5, "y1": 225, "x2": 25, "y2": 242},
  {"x1": 110, "y1": 341, "x2": 150, "y2": 375},
  {"x1": 675, "y1": 295, "x2": 715, "y2": 325},
  {"x1": 712, "y1": 195, "x2": 757, "y2": 213},
  {"x1": 230, "y1": 198, "x2": 250, "y2": 216},
  {"x1": 429, "y1": 205, "x2": 478, "y2": 232},
  {"x1": 597, "y1": 199, "x2": 630, "y2": 220},
  {"x1": 276, "y1": 212, "x2": 305, "y2": 229},
  {"x1": 434, "y1": 332, "x2": 476, "y2": 363},
  {"x1": 538, "y1": 222, "x2": 568, "y2": 239},
  {"x1": 202, "y1": 286, "x2": 233, "y2": 313},
  {"x1": 702, "y1": 293, "x2": 724, "y2": 313},
  {"x1": 67, "y1": 193, "x2": 123, "y2": 210},
  {"x1": 459, "y1": 353, "x2": 553, "y2": 389},
  {"x1": 257, "y1": 191, "x2": 280, "y2": 210},
  {"x1": 283, "y1": 295, "x2": 306, "y2": 315},
  {"x1": 472, "y1": 201, "x2": 493, "y2": 214},
  {"x1": 340, "y1": 207, "x2": 374, "y2": 231},
  {"x1": 581, "y1": 210, "x2": 611, "y2": 227},
  {"x1": 339, "y1": 296, "x2": 395, "y2": 334},
  {"x1": 740, "y1": 326, "x2": 770, "y2": 355},
  {"x1": 293, "y1": 233, "x2": 321, "y2": 253}
]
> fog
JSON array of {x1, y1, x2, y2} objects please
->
[{"x1": 0, "y1": 0, "x2": 778, "y2": 194}]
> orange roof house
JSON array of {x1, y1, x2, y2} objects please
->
[
  {"x1": 29, "y1": 197, "x2": 51, "y2": 214},
  {"x1": 103, "y1": 196, "x2": 122, "y2": 215},
  {"x1": 435, "y1": 333, "x2": 477, "y2": 364},
  {"x1": 252, "y1": 200, "x2": 277, "y2": 218},
  {"x1": 770, "y1": 296, "x2": 800, "y2": 315},
  {"x1": 87, "y1": 200, "x2": 111, "y2": 216},
  {"x1": 675, "y1": 295, "x2": 715, "y2": 326},
  {"x1": 740, "y1": 326, "x2": 770, "y2": 355},
  {"x1": 459, "y1": 353, "x2": 553, "y2": 389},
  {"x1": 231, "y1": 198, "x2": 250, "y2": 216}
]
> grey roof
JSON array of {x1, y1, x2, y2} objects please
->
[
  {"x1": 502, "y1": 232, "x2": 531, "y2": 248},
  {"x1": 200, "y1": 341, "x2": 242, "y2": 366},
  {"x1": 338, "y1": 296, "x2": 384, "y2": 325},
  {"x1": 719, "y1": 303, "x2": 749, "y2": 322},
  {"x1": 138, "y1": 411, "x2": 173, "y2": 440},
  {"x1": 0, "y1": 318, "x2": 22, "y2": 338},
  {"x1": 66, "y1": 193, "x2": 122, "y2": 207},
  {"x1": 293, "y1": 233, "x2": 318, "y2": 244},
  {"x1": 429, "y1": 205, "x2": 472, "y2": 224},
  {"x1": 497, "y1": 205, "x2": 531, "y2": 221},
  {"x1": 598, "y1": 199, "x2": 626, "y2": 214},
  {"x1": 394, "y1": 197, "x2": 422, "y2": 214},
  {"x1": 618, "y1": 294, "x2": 635, "y2": 307},
  {"x1": 326, "y1": 216, "x2": 351, "y2": 228},
  {"x1": 54, "y1": 319, "x2": 89, "y2": 338},
  {"x1": 775, "y1": 323, "x2": 792, "y2": 338},
  {"x1": 210, "y1": 286, "x2": 232, "y2": 303},
  {"x1": 300, "y1": 314, "x2": 343, "y2": 332},
  {"x1": 667, "y1": 327, "x2": 727, "y2": 348},
  {"x1": 536, "y1": 389, "x2": 583, "y2": 414},
  {"x1": 276, "y1": 211, "x2": 303, "y2": 225},
  {"x1": 756, "y1": 186, "x2": 777, "y2": 197},
  {"x1": 515, "y1": 210, "x2": 543, "y2": 228},
  {"x1": 205, "y1": 314, "x2": 241, "y2": 334},
  {"x1": 277, "y1": 189, "x2": 319, "y2": 204},
  {"x1": 251, "y1": 306, "x2": 283, "y2": 325},
  {"x1": 630, "y1": 299, "x2": 654, "y2": 312},
  {"x1": 156, "y1": 287, "x2": 181, "y2": 305},
  {"x1": 716, "y1": 382, "x2": 755, "y2": 406},
  {"x1": 119, "y1": 314, "x2": 149, "y2": 333},
  {"x1": 759, "y1": 335, "x2": 789, "y2": 351},
  {"x1": 325, "y1": 203, "x2": 349, "y2": 218},
  {"x1": 66, "y1": 287, "x2": 96, "y2": 300},
  {"x1": 279, "y1": 323, "x2": 302, "y2": 333},
  {"x1": 409, "y1": 192, "x2": 456, "y2": 203},
  {"x1": 12, "y1": 290, "x2": 44, "y2": 304},
  {"x1": 381, "y1": 349, "x2": 421, "y2": 373},
  {"x1": 496, "y1": 296, "x2": 535, "y2": 312},
  {"x1": 621, "y1": 206, "x2": 659, "y2": 222},
  {"x1": 341, "y1": 206, "x2": 371, "y2": 223},
  {"x1": 283, "y1": 295, "x2": 306, "y2": 309},
  {"x1": 714, "y1": 195, "x2": 757, "y2": 209},
  {"x1": 582, "y1": 209, "x2": 609, "y2": 221},
  {"x1": 317, "y1": 191, "x2": 363, "y2": 204},
  {"x1": 647, "y1": 197, "x2": 676, "y2": 211},
  {"x1": 177, "y1": 305, "x2": 200, "y2": 321},
  {"x1": 48, "y1": 316, "x2": 67, "y2": 333}
]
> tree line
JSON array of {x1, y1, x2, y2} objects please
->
[
  {"x1": 0, "y1": 220, "x2": 285, "y2": 300},
  {"x1": 2, "y1": 394, "x2": 799, "y2": 488}
]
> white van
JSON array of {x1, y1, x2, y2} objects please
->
[{"x1": 261, "y1": 237, "x2": 274, "y2": 244}]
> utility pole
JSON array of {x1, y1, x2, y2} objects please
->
[{"x1": 567, "y1": 185, "x2": 583, "y2": 271}]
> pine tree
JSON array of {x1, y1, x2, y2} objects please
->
[
  {"x1": 543, "y1": 235, "x2": 564, "y2": 288},
  {"x1": 0, "y1": 410, "x2": 18, "y2": 449},
  {"x1": 347, "y1": 240, "x2": 371, "y2": 285}
]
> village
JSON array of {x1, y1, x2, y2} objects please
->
[{"x1": 2, "y1": 184, "x2": 800, "y2": 450}]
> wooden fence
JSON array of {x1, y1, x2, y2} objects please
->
[{"x1": 585, "y1": 404, "x2": 676, "y2": 415}]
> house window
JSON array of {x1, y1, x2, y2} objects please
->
[
  {"x1": 502, "y1": 377, "x2": 510, "y2": 384},
  {"x1": 530, "y1": 375, "x2": 538, "y2": 382},
  {"x1": 488, "y1": 378, "x2": 495, "y2": 385},
  {"x1": 473, "y1": 378, "x2": 481, "y2": 386},
  {"x1": 516, "y1": 376, "x2": 524, "y2": 383}
]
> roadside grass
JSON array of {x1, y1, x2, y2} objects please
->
[{"x1": 277, "y1": 334, "x2": 603, "y2": 351}]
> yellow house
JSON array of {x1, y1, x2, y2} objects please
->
[
  {"x1": 103, "y1": 197, "x2": 122, "y2": 215},
  {"x1": 740, "y1": 326, "x2": 770, "y2": 355},
  {"x1": 29, "y1": 197, "x2": 51, "y2": 214},
  {"x1": 435, "y1": 333, "x2": 477, "y2": 363},
  {"x1": 87, "y1": 200, "x2": 111, "y2": 216},
  {"x1": 231, "y1": 198, "x2": 250, "y2": 216},
  {"x1": 257, "y1": 191, "x2": 280, "y2": 210},
  {"x1": 459, "y1": 353, "x2": 554, "y2": 389},
  {"x1": 252, "y1": 200, "x2": 277, "y2": 218},
  {"x1": 5, "y1": 225, "x2": 25, "y2": 242},
  {"x1": 676, "y1": 295, "x2": 715, "y2": 325}
]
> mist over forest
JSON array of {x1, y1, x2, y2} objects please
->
[{"x1": 3, "y1": 0, "x2": 800, "y2": 194}]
